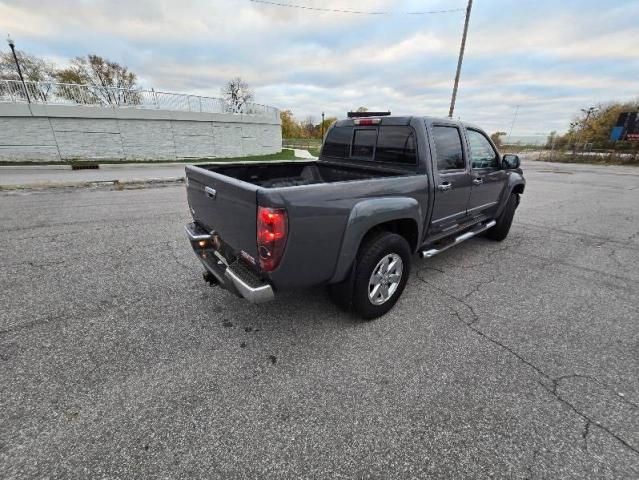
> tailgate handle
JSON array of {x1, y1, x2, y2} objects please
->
[{"x1": 204, "y1": 186, "x2": 217, "y2": 199}]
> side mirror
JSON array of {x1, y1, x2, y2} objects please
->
[{"x1": 502, "y1": 154, "x2": 520, "y2": 170}]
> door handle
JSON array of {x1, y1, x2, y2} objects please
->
[
  {"x1": 438, "y1": 182, "x2": 452, "y2": 192},
  {"x1": 205, "y1": 186, "x2": 217, "y2": 198},
  {"x1": 472, "y1": 177, "x2": 483, "y2": 185}
]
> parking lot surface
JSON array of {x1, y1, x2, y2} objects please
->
[{"x1": 1, "y1": 161, "x2": 638, "y2": 478}]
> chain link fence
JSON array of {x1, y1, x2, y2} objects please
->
[
  {"x1": 501, "y1": 135, "x2": 638, "y2": 166},
  {"x1": 0, "y1": 79, "x2": 279, "y2": 120}
]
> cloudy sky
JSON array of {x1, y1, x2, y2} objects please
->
[{"x1": 1, "y1": 0, "x2": 637, "y2": 135}]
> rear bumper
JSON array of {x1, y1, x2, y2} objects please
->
[{"x1": 185, "y1": 222, "x2": 274, "y2": 304}]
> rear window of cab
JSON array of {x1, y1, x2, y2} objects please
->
[{"x1": 323, "y1": 125, "x2": 417, "y2": 165}]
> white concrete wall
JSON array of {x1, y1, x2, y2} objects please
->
[{"x1": 0, "y1": 103, "x2": 281, "y2": 162}]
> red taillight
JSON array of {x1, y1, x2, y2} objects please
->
[{"x1": 257, "y1": 206, "x2": 288, "y2": 272}]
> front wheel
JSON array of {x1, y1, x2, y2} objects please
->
[
  {"x1": 350, "y1": 232, "x2": 412, "y2": 320},
  {"x1": 485, "y1": 193, "x2": 519, "y2": 241}
]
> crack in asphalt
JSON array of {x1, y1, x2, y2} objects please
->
[
  {"x1": 166, "y1": 239, "x2": 194, "y2": 272},
  {"x1": 27, "y1": 260, "x2": 67, "y2": 269},
  {"x1": 582, "y1": 420, "x2": 591, "y2": 453},
  {"x1": 507, "y1": 249, "x2": 638, "y2": 287},
  {"x1": 552, "y1": 374, "x2": 639, "y2": 411},
  {"x1": 0, "y1": 314, "x2": 66, "y2": 337},
  {"x1": 463, "y1": 273, "x2": 497, "y2": 300},
  {"x1": 414, "y1": 268, "x2": 639, "y2": 457},
  {"x1": 518, "y1": 221, "x2": 639, "y2": 253},
  {"x1": 606, "y1": 247, "x2": 625, "y2": 269},
  {"x1": 443, "y1": 239, "x2": 522, "y2": 270},
  {"x1": 525, "y1": 446, "x2": 541, "y2": 480}
]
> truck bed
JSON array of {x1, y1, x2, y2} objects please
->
[
  {"x1": 196, "y1": 161, "x2": 404, "y2": 188},
  {"x1": 185, "y1": 158, "x2": 425, "y2": 290}
]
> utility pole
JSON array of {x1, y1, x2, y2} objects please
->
[
  {"x1": 448, "y1": 0, "x2": 472, "y2": 118},
  {"x1": 321, "y1": 112, "x2": 325, "y2": 140},
  {"x1": 508, "y1": 105, "x2": 520, "y2": 139},
  {"x1": 6, "y1": 35, "x2": 30, "y2": 104}
]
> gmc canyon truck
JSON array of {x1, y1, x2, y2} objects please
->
[{"x1": 184, "y1": 115, "x2": 525, "y2": 319}]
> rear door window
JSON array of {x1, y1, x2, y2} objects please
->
[
  {"x1": 375, "y1": 126, "x2": 417, "y2": 164},
  {"x1": 432, "y1": 126, "x2": 465, "y2": 171},
  {"x1": 351, "y1": 129, "x2": 377, "y2": 160}
]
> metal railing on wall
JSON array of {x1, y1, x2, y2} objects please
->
[{"x1": 0, "y1": 79, "x2": 279, "y2": 120}]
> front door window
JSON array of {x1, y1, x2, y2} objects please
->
[{"x1": 467, "y1": 130, "x2": 499, "y2": 169}]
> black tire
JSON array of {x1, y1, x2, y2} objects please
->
[
  {"x1": 346, "y1": 231, "x2": 412, "y2": 320},
  {"x1": 485, "y1": 193, "x2": 519, "y2": 241}
]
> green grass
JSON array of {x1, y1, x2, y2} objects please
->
[
  {"x1": 0, "y1": 149, "x2": 297, "y2": 166},
  {"x1": 203, "y1": 149, "x2": 297, "y2": 163}
]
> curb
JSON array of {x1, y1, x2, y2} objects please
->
[
  {"x1": 99, "y1": 163, "x2": 191, "y2": 170},
  {"x1": 0, "y1": 176, "x2": 185, "y2": 192},
  {"x1": 0, "y1": 164, "x2": 71, "y2": 170}
]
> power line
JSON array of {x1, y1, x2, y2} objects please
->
[{"x1": 248, "y1": 0, "x2": 465, "y2": 15}]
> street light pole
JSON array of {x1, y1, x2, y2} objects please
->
[
  {"x1": 321, "y1": 112, "x2": 325, "y2": 140},
  {"x1": 448, "y1": 0, "x2": 472, "y2": 118},
  {"x1": 6, "y1": 35, "x2": 30, "y2": 104}
]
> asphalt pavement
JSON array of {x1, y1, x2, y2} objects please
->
[{"x1": 1, "y1": 161, "x2": 638, "y2": 478}]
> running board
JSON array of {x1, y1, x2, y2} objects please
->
[{"x1": 419, "y1": 220, "x2": 496, "y2": 259}]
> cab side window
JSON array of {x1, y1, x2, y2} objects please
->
[
  {"x1": 375, "y1": 126, "x2": 417, "y2": 164},
  {"x1": 432, "y1": 126, "x2": 465, "y2": 171},
  {"x1": 467, "y1": 130, "x2": 499, "y2": 169}
]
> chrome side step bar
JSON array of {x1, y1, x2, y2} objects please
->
[{"x1": 419, "y1": 220, "x2": 496, "y2": 259}]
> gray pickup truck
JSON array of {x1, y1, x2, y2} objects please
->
[{"x1": 184, "y1": 115, "x2": 525, "y2": 319}]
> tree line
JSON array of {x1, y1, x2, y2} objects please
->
[
  {"x1": 280, "y1": 110, "x2": 337, "y2": 139},
  {"x1": 0, "y1": 50, "x2": 139, "y2": 105},
  {"x1": 547, "y1": 100, "x2": 639, "y2": 150},
  {"x1": 489, "y1": 100, "x2": 639, "y2": 151},
  {"x1": 281, "y1": 107, "x2": 375, "y2": 139},
  {"x1": 0, "y1": 49, "x2": 255, "y2": 111}
]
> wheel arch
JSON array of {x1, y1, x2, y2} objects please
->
[
  {"x1": 329, "y1": 197, "x2": 422, "y2": 284},
  {"x1": 359, "y1": 218, "x2": 419, "y2": 254}
]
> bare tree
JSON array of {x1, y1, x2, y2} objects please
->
[
  {"x1": 222, "y1": 77, "x2": 254, "y2": 113},
  {"x1": 490, "y1": 131, "x2": 507, "y2": 147},
  {"x1": 55, "y1": 54, "x2": 139, "y2": 106},
  {"x1": 0, "y1": 50, "x2": 56, "y2": 101},
  {"x1": 302, "y1": 115, "x2": 316, "y2": 138}
]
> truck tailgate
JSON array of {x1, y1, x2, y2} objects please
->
[{"x1": 185, "y1": 165, "x2": 258, "y2": 258}]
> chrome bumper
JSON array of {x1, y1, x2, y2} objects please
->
[
  {"x1": 224, "y1": 267, "x2": 274, "y2": 304},
  {"x1": 184, "y1": 223, "x2": 274, "y2": 304}
]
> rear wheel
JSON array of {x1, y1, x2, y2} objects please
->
[
  {"x1": 347, "y1": 231, "x2": 412, "y2": 319},
  {"x1": 485, "y1": 193, "x2": 519, "y2": 241}
]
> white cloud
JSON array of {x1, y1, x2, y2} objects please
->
[{"x1": 1, "y1": 0, "x2": 638, "y2": 134}]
